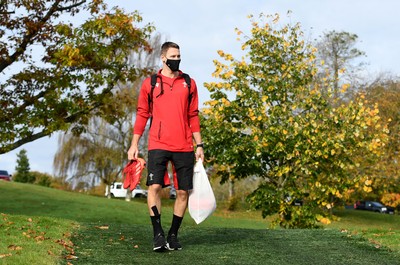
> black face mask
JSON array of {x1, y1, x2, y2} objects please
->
[{"x1": 166, "y1": 59, "x2": 181, "y2": 72}]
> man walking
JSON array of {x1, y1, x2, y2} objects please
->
[{"x1": 128, "y1": 42, "x2": 204, "y2": 251}]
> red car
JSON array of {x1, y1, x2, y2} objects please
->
[{"x1": 0, "y1": 170, "x2": 11, "y2": 181}]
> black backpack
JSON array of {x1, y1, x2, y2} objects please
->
[{"x1": 148, "y1": 73, "x2": 192, "y2": 116}]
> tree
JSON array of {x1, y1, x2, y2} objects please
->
[
  {"x1": 0, "y1": 0, "x2": 154, "y2": 154},
  {"x1": 357, "y1": 78, "x2": 400, "y2": 204},
  {"x1": 201, "y1": 13, "x2": 388, "y2": 228},
  {"x1": 53, "y1": 34, "x2": 163, "y2": 194},
  {"x1": 14, "y1": 149, "x2": 34, "y2": 183},
  {"x1": 315, "y1": 30, "x2": 366, "y2": 99}
]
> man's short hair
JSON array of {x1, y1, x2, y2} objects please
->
[{"x1": 161, "y1": 42, "x2": 180, "y2": 55}]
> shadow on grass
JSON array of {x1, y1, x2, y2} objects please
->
[{"x1": 66, "y1": 223, "x2": 400, "y2": 265}]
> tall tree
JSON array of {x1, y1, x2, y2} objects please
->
[
  {"x1": 315, "y1": 30, "x2": 366, "y2": 99},
  {"x1": 357, "y1": 78, "x2": 400, "y2": 203},
  {"x1": 0, "y1": 0, "x2": 154, "y2": 154},
  {"x1": 14, "y1": 149, "x2": 34, "y2": 183},
  {"x1": 201, "y1": 13, "x2": 388, "y2": 228},
  {"x1": 53, "y1": 34, "x2": 163, "y2": 192}
]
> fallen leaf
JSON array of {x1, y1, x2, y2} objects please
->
[
  {"x1": 8, "y1": 245, "x2": 22, "y2": 251},
  {"x1": 95, "y1": 225, "x2": 109, "y2": 230},
  {"x1": 0, "y1": 253, "x2": 12, "y2": 259},
  {"x1": 28, "y1": 218, "x2": 33, "y2": 222},
  {"x1": 35, "y1": 235, "x2": 46, "y2": 242},
  {"x1": 133, "y1": 245, "x2": 139, "y2": 249},
  {"x1": 65, "y1": 254, "x2": 78, "y2": 260},
  {"x1": 64, "y1": 246, "x2": 74, "y2": 254}
]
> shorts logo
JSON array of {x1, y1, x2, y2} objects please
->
[{"x1": 149, "y1": 173, "x2": 154, "y2": 182}]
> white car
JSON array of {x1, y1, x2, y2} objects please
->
[{"x1": 105, "y1": 182, "x2": 148, "y2": 198}]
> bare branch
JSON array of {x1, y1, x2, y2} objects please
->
[
  {"x1": 56, "y1": 0, "x2": 86, "y2": 12},
  {"x1": 1, "y1": 130, "x2": 51, "y2": 153}
]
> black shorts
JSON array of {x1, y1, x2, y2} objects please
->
[{"x1": 147, "y1": 150, "x2": 194, "y2": 191}]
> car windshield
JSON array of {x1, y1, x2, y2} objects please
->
[
  {"x1": 371, "y1": 202, "x2": 384, "y2": 207},
  {"x1": 0, "y1": 170, "x2": 8, "y2": 175}
]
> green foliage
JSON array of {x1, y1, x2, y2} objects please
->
[
  {"x1": 0, "y1": 0, "x2": 154, "y2": 154},
  {"x1": 31, "y1": 171, "x2": 53, "y2": 187},
  {"x1": 201, "y1": 13, "x2": 388, "y2": 228},
  {"x1": 53, "y1": 35, "x2": 162, "y2": 187},
  {"x1": 13, "y1": 149, "x2": 34, "y2": 183}
]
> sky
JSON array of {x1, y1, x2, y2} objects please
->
[{"x1": 1, "y1": 0, "x2": 399, "y2": 175}]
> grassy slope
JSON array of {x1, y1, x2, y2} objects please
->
[{"x1": 1, "y1": 181, "x2": 400, "y2": 265}]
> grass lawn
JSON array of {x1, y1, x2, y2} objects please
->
[{"x1": 1, "y1": 181, "x2": 400, "y2": 265}]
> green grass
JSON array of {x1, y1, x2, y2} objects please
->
[
  {"x1": 330, "y1": 208, "x2": 400, "y2": 252},
  {"x1": 1, "y1": 181, "x2": 400, "y2": 265}
]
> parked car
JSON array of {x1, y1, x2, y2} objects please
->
[
  {"x1": 0, "y1": 170, "x2": 11, "y2": 181},
  {"x1": 105, "y1": 182, "x2": 147, "y2": 198},
  {"x1": 354, "y1": 200, "x2": 395, "y2": 214}
]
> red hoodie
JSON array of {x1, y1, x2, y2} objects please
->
[{"x1": 133, "y1": 70, "x2": 201, "y2": 152}]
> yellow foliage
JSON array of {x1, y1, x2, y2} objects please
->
[
  {"x1": 316, "y1": 214, "x2": 331, "y2": 225},
  {"x1": 320, "y1": 217, "x2": 331, "y2": 225},
  {"x1": 225, "y1": 70, "x2": 234, "y2": 78},
  {"x1": 341, "y1": 83, "x2": 350, "y2": 93},
  {"x1": 364, "y1": 179, "x2": 372, "y2": 186},
  {"x1": 202, "y1": 108, "x2": 212, "y2": 115},
  {"x1": 208, "y1": 100, "x2": 218, "y2": 106},
  {"x1": 363, "y1": 186, "x2": 372, "y2": 193},
  {"x1": 261, "y1": 95, "x2": 269, "y2": 102}
]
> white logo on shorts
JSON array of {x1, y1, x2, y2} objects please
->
[{"x1": 149, "y1": 173, "x2": 154, "y2": 181}]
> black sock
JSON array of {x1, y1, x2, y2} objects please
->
[
  {"x1": 168, "y1": 214, "x2": 183, "y2": 237},
  {"x1": 150, "y1": 206, "x2": 163, "y2": 236}
]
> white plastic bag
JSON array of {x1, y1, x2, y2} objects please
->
[{"x1": 188, "y1": 159, "x2": 217, "y2": 224}]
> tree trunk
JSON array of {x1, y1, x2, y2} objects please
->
[{"x1": 228, "y1": 179, "x2": 235, "y2": 199}]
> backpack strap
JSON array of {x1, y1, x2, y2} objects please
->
[
  {"x1": 181, "y1": 73, "x2": 193, "y2": 106},
  {"x1": 148, "y1": 74, "x2": 159, "y2": 116},
  {"x1": 147, "y1": 73, "x2": 192, "y2": 124}
]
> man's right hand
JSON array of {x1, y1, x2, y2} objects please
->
[{"x1": 127, "y1": 144, "x2": 139, "y2": 160}]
